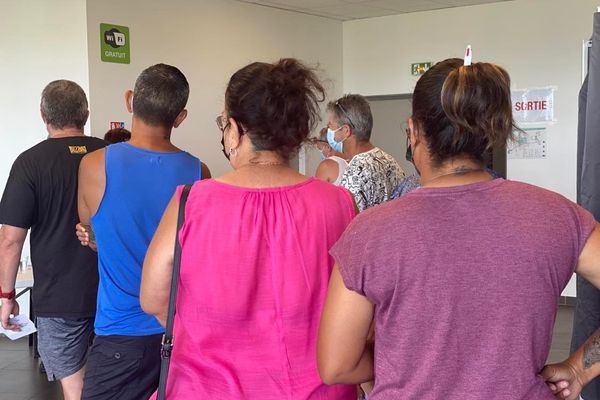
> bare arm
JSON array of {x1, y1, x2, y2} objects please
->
[
  {"x1": 317, "y1": 264, "x2": 374, "y2": 384},
  {"x1": 542, "y1": 224, "x2": 600, "y2": 399},
  {"x1": 76, "y1": 149, "x2": 106, "y2": 251},
  {"x1": 542, "y1": 326, "x2": 600, "y2": 400},
  {"x1": 315, "y1": 159, "x2": 339, "y2": 184},
  {"x1": 0, "y1": 225, "x2": 27, "y2": 329},
  {"x1": 140, "y1": 193, "x2": 179, "y2": 326}
]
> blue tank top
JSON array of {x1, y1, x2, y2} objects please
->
[{"x1": 92, "y1": 143, "x2": 200, "y2": 336}]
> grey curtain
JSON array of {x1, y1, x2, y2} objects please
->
[{"x1": 571, "y1": 12, "x2": 600, "y2": 400}]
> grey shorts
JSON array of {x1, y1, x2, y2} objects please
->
[{"x1": 36, "y1": 317, "x2": 94, "y2": 381}]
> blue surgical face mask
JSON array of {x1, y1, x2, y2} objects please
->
[
  {"x1": 319, "y1": 151, "x2": 327, "y2": 161},
  {"x1": 327, "y1": 127, "x2": 344, "y2": 153}
]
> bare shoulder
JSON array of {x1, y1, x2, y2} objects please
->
[
  {"x1": 316, "y1": 159, "x2": 339, "y2": 183},
  {"x1": 80, "y1": 148, "x2": 105, "y2": 176},
  {"x1": 79, "y1": 148, "x2": 106, "y2": 195},
  {"x1": 81, "y1": 147, "x2": 105, "y2": 166}
]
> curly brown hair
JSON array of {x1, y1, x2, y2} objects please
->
[{"x1": 225, "y1": 58, "x2": 326, "y2": 160}]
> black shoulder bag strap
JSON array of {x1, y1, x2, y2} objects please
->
[{"x1": 157, "y1": 184, "x2": 192, "y2": 400}]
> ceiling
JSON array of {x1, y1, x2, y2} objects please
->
[{"x1": 236, "y1": 0, "x2": 511, "y2": 21}]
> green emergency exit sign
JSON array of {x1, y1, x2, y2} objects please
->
[{"x1": 411, "y1": 62, "x2": 432, "y2": 76}]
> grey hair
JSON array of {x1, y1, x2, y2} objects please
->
[
  {"x1": 40, "y1": 80, "x2": 88, "y2": 130},
  {"x1": 327, "y1": 94, "x2": 373, "y2": 142}
]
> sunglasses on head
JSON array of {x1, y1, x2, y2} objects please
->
[{"x1": 335, "y1": 101, "x2": 355, "y2": 129}]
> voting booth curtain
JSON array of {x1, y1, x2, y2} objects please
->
[{"x1": 572, "y1": 11, "x2": 600, "y2": 400}]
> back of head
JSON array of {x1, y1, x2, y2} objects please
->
[
  {"x1": 327, "y1": 94, "x2": 373, "y2": 142},
  {"x1": 412, "y1": 58, "x2": 515, "y2": 166},
  {"x1": 40, "y1": 80, "x2": 88, "y2": 130},
  {"x1": 104, "y1": 128, "x2": 131, "y2": 144},
  {"x1": 225, "y1": 58, "x2": 325, "y2": 160},
  {"x1": 133, "y1": 63, "x2": 189, "y2": 128}
]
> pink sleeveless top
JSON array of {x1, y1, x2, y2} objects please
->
[{"x1": 153, "y1": 178, "x2": 356, "y2": 399}]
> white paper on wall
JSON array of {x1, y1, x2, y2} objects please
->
[
  {"x1": 511, "y1": 87, "x2": 555, "y2": 124},
  {"x1": 507, "y1": 127, "x2": 547, "y2": 159}
]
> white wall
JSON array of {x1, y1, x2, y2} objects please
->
[
  {"x1": 0, "y1": 0, "x2": 90, "y2": 261},
  {"x1": 0, "y1": 0, "x2": 89, "y2": 315},
  {"x1": 86, "y1": 0, "x2": 343, "y2": 177},
  {"x1": 344, "y1": 0, "x2": 597, "y2": 296}
]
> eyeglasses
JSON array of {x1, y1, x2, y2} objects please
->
[
  {"x1": 403, "y1": 123, "x2": 413, "y2": 162},
  {"x1": 216, "y1": 115, "x2": 230, "y2": 133},
  {"x1": 335, "y1": 101, "x2": 355, "y2": 128}
]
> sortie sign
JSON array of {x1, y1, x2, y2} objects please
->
[{"x1": 511, "y1": 87, "x2": 555, "y2": 124}]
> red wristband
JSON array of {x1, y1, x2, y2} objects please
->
[{"x1": 0, "y1": 287, "x2": 16, "y2": 300}]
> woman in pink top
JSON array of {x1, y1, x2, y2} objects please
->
[{"x1": 140, "y1": 58, "x2": 356, "y2": 399}]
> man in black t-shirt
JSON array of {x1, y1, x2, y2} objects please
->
[{"x1": 0, "y1": 80, "x2": 105, "y2": 399}]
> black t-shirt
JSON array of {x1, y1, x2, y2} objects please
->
[{"x1": 0, "y1": 136, "x2": 106, "y2": 318}]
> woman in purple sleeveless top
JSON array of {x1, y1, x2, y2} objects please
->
[
  {"x1": 140, "y1": 59, "x2": 357, "y2": 399},
  {"x1": 317, "y1": 58, "x2": 600, "y2": 399}
]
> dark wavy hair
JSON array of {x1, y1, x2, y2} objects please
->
[
  {"x1": 412, "y1": 58, "x2": 515, "y2": 166},
  {"x1": 225, "y1": 58, "x2": 326, "y2": 160},
  {"x1": 104, "y1": 128, "x2": 131, "y2": 144}
]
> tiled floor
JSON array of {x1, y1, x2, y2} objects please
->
[
  {"x1": 0, "y1": 338, "x2": 60, "y2": 400},
  {"x1": 0, "y1": 306, "x2": 577, "y2": 399},
  {"x1": 547, "y1": 305, "x2": 576, "y2": 364}
]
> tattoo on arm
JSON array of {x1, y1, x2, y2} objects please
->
[{"x1": 583, "y1": 330, "x2": 600, "y2": 369}]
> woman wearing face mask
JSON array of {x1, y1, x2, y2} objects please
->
[
  {"x1": 326, "y1": 94, "x2": 404, "y2": 212},
  {"x1": 314, "y1": 127, "x2": 349, "y2": 185},
  {"x1": 140, "y1": 58, "x2": 357, "y2": 400},
  {"x1": 317, "y1": 58, "x2": 600, "y2": 399}
]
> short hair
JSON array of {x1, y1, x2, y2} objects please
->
[
  {"x1": 327, "y1": 94, "x2": 373, "y2": 142},
  {"x1": 412, "y1": 58, "x2": 515, "y2": 166},
  {"x1": 132, "y1": 64, "x2": 189, "y2": 128},
  {"x1": 225, "y1": 58, "x2": 325, "y2": 160},
  {"x1": 104, "y1": 128, "x2": 131, "y2": 144},
  {"x1": 40, "y1": 80, "x2": 88, "y2": 130}
]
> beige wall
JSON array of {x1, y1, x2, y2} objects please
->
[
  {"x1": 0, "y1": 0, "x2": 90, "y2": 267},
  {"x1": 343, "y1": 0, "x2": 596, "y2": 204},
  {"x1": 0, "y1": 0, "x2": 90, "y2": 193},
  {"x1": 86, "y1": 0, "x2": 344, "y2": 177},
  {"x1": 343, "y1": 0, "x2": 598, "y2": 296}
]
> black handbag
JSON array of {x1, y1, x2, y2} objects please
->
[{"x1": 157, "y1": 184, "x2": 192, "y2": 400}]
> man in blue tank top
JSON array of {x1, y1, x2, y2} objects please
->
[{"x1": 77, "y1": 64, "x2": 211, "y2": 400}]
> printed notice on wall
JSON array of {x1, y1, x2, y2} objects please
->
[
  {"x1": 110, "y1": 121, "x2": 125, "y2": 129},
  {"x1": 511, "y1": 87, "x2": 555, "y2": 124},
  {"x1": 507, "y1": 127, "x2": 547, "y2": 159},
  {"x1": 100, "y1": 23, "x2": 130, "y2": 64}
]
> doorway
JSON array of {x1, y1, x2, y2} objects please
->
[{"x1": 368, "y1": 94, "x2": 415, "y2": 176}]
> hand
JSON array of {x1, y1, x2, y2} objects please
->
[
  {"x1": 76, "y1": 223, "x2": 90, "y2": 246},
  {"x1": 0, "y1": 298, "x2": 21, "y2": 331},
  {"x1": 76, "y1": 223, "x2": 97, "y2": 251},
  {"x1": 541, "y1": 361, "x2": 585, "y2": 400}
]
